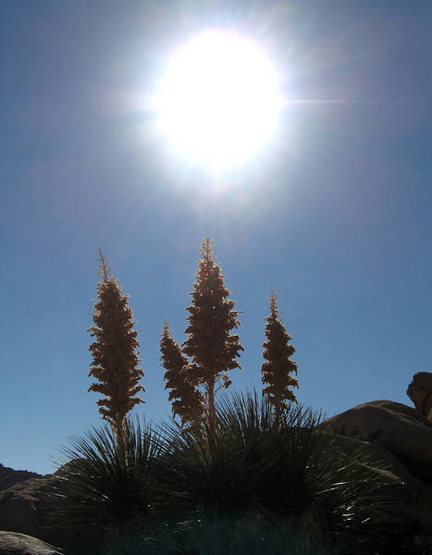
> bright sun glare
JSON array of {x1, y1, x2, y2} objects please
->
[{"x1": 155, "y1": 30, "x2": 282, "y2": 172}]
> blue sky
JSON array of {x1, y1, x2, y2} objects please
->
[{"x1": 1, "y1": 0, "x2": 431, "y2": 474}]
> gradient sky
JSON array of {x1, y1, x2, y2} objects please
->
[{"x1": 1, "y1": 0, "x2": 431, "y2": 475}]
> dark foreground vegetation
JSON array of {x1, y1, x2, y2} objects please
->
[{"x1": 42, "y1": 392, "x2": 431, "y2": 555}]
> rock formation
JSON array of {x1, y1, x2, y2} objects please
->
[
  {"x1": 407, "y1": 371, "x2": 432, "y2": 419},
  {"x1": 323, "y1": 432, "x2": 425, "y2": 494},
  {"x1": 0, "y1": 472, "x2": 93, "y2": 551},
  {"x1": 0, "y1": 531, "x2": 63, "y2": 555},
  {"x1": 0, "y1": 477, "x2": 52, "y2": 542},
  {"x1": 0, "y1": 464, "x2": 42, "y2": 493},
  {"x1": 320, "y1": 399, "x2": 432, "y2": 485}
]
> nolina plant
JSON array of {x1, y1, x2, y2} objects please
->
[
  {"x1": 88, "y1": 250, "x2": 144, "y2": 448},
  {"x1": 160, "y1": 321, "x2": 204, "y2": 429},
  {"x1": 161, "y1": 238, "x2": 243, "y2": 433},
  {"x1": 262, "y1": 291, "x2": 299, "y2": 418},
  {"x1": 48, "y1": 418, "x2": 164, "y2": 553},
  {"x1": 182, "y1": 238, "x2": 244, "y2": 431},
  {"x1": 49, "y1": 393, "x2": 416, "y2": 554},
  {"x1": 156, "y1": 392, "x2": 404, "y2": 554}
]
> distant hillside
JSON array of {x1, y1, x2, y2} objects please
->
[{"x1": 0, "y1": 463, "x2": 42, "y2": 491}]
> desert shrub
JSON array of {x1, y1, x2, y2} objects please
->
[
  {"x1": 156, "y1": 391, "x2": 410, "y2": 554},
  {"x1": 45, "y1": 418, "x2": 163, "y2": 552},
  {"x1": 47, "y1": 393, "x2": 422, "y2": 553}
]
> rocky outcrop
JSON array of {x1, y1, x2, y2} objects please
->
[
  {"x1": 322, "y1": 432, "x2": 425, "y2": 494},
  {"x1": 0, "y1": 474, "x2": 93, "y2": 551},
  {"x1": 407, "y1": 372, "x2": 432, "y2": 419},
  {"x1": 320, "y1": 399, "x2": 432, "y2": 484},
  {"x1": 0, "y1": 465, "x2": 42, "y2": 493},
  {"x1": 0, "y1": 531, "x2": 63, "y2": 554},
  {"x1": 0, "y1": 478, "x2": 50, "y2": 541}
]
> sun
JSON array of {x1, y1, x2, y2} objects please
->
[{"x1": 155, "y1": 30, "x2": 282, "y2": 172}]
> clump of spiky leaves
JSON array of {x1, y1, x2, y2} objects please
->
[
  {"x1": 46, "y1": 418, "x2": 164, "y2": 553},
  {"x1": 262, "y1": 292, "x2": 299, "y2": 418},
  {"x1": 157, "y1": 392, "x2": 410, "y2": 554},
  {"x1": 46, "y1": 395, "x2": 420, "y2": 554},
  {"x1": 160, "y1": 322, "x2": 204, "y2": 429}
]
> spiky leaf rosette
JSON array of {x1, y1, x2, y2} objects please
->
[
  {"x1": 183, "y1": 238, "x2": 243, "y2": 391},
  {"x1": 46, "y1": 418, "x2": 165, "y2": 553},
  {"x1": 262, "y1": 292, "x2": 298, "y2": 416},
  {"x1": 158, "y1": 392, "x2": 403, "y2": 555},
  {"x1": 160, "y1": 322, "x2": 204, "y2": 428},
  {"x1": 88, "y1": 254, "x2": 144, "y2": 431}
]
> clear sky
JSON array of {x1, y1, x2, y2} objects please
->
[{"x1": 1, "y1": 0, "x2": 431, "y2": 475}]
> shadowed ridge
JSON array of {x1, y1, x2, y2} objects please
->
[{"x1": 0, "y1": 463, "x2": 43, "y2": 492}]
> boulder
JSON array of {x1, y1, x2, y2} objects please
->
[
  {"x1": 0, "y1": 531, "x2": 62, "y2": 555},
  {"x1": 407, "y1": 372, "x2": 432, "y2": 419},
  {"x1": 0, "y1": 478, "x2": 51, "y2": 541},
  {"x1": 322, "y1": 432, "x2": 425, "y2": 496},
  {"x1": 320, "y1": 400, "x2": 432, "y2": 483},
  {"x1": 0, "y1": 474, "x2": 97, "y2": 551}
]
